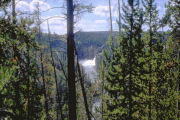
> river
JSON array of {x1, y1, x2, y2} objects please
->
[{"x1": 79, "y1": 57, "x2": 101, "y2": 119}]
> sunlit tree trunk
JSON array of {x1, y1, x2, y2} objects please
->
[
  {"x1": 118, "y1": 0, "x2": 121, "y2": 33},
  {"x1": 108, "y1": 0, "x2": 113, "y2": 45}
]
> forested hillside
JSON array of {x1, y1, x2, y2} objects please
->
[{"x1": 39, "y1": 31, "x2": 115, "y2": 59}]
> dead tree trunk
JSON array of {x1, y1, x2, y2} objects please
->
[
  {"x1": 56, "y1": 52, "x2": 68, "y2": 120},
  {"x1": 108, "y1": 0, "x2": 113, "y2": 44},
  {"x1": 37, "y1": 7, "x2": 50, "y2": 118},
  {"x1": 27, "y1": 41, "x2": 30, "y2": 120},
  {"x1": 149, "y1": 0, "x2": 152, "y2": 119},
  {"x1": 67, "y1": 0, "x2": 76, "y2": 119},
  {"x1": 101, "y1": 61, "x2": 105, "y2": 120},
  {"x1": 75, "y1": 47, "x2": 91, "y2": 120},
  {"x1": 40, "y1": 52, "x2": 50, "y2": 119},
  {"x1": 47, "y1": 21, "x2": 63, "y2": 120},
  {"x1": 118, "y1": 0, "x2": 121, "y2": 33}
]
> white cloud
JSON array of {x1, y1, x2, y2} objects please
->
[
  {"x1": 16, "y1": 1, "x2": 30, "y2": 11},
  {"x1": 40, "y1": 16, "x2": 66, "y2": 34},
  {"x1": 76, "y1": 19, "x2": 100, "y2": 32},
  {"x1": 112, "y1": 21, "x2": 116, "y2": 24},
  {"x1": 16, "y1": 0, "x2": 50, "y2": 13},
  {"x1": 30, "y1": 0, "x2": 50, "y2": 11},
  {"x1": 95, "y1": 20, "x2": 107, "y2": 24},
  {"x1": 94, "y1": 5, "x2": 109, "y2": 17},
  {"x1": 94, "y1": 5, "x2": 119, "y2": 17}
]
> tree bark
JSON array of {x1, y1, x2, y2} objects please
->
[
  {"x1": 27, "y1": 43, "x2": 30, "y2": 120},
  {"x1": 12, "y1": 0, "x2": 16, "y2": 24},
  {"x1": 108, "y1": 0, "x2": 113, "y2": 43},
  {"x1": 149, "y1": 0, "x2": 152, "y2": 119},
  {"x1": 176, "y1": 4, "x2": 180, "y2": 115},
  {"x1": 40, "y1": 52, "x2": 50, "y2": 119},
  {"x1": 67, "y1": 0, "x2": 76, "y2": 120},
  {"x1": 101, "y1": 61, "x2": 105, "y2": 120},
  {"x1": 118, "y1": 0, "x2": 121, "y2": 33},
  {"x1": 47, "y1": 21, "x2": 63, "y2": 120},
  {"x1": 129, "y1": 0, "x2": 134, "y2": 119},
  {"x1": 37, "y1": 8, "x2": 50, "y2": 118},
  {"x1": 75, "y1": 47, "x2": 91, "y2": 120}
]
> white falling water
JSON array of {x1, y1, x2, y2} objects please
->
[
  {"x1": 79, "y1": 57, "x2": 100, "y2": 119},
  {"x1": 80, "y1": 57, "x2": 97, "y2": 82},
  {"x1": 81, "y1": 57, "x2": 96, "y2": 67}
]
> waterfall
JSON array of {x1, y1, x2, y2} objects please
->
[
  {"x1": 79, "y1": 57, "x2": 97, "y2": 82},
  {"x1": 79, "y1": 57, "x2": 100, "y2": 119}
]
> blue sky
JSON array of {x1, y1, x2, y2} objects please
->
[{"x1": 15, "y1": 0, "x2": 168, "y2": 34}]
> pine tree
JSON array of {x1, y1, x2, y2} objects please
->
[
  {"x1": 0, "y1": 17, "x2": 43, "y2": 120},
  {"x1": 142, "y1": 0, "x2": 179, "y2": 119},
  {"x1": 166, "y1": 0, "x2": 180, "y2": 117},
  {"x1": 142, "y1": 0, "x2": 159, "y2": 119},
  {"x1": 104, "y1": 0, "x2": 145, "y2": 119}
]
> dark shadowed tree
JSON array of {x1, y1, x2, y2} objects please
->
[{"x1": 67, "y1": 0, "x2": 76, "y2": 119}]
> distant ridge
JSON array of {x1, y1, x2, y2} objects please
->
[{"x1": 38, "y1": 31, "x2": 116, "y2": 59}]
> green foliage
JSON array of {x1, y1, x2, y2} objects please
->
[
  {"x1": 0, "y1": 0, "x2": 11, "y2": 8},
  {"x1": 102, "y1": 0, "x2": 179, "y2": 119},
  {"x1": 36, "y1": 31, "x2": 112, "y2": 59},
  {"x1": 0, "y1": 18, "x2": 43, "y2": 119},
  {"x1": 104, "y1": 0, "x2": 145, "y2": 119},
  {"x1": 0, "y1": 0, "x2": 179, "y2": 119},
  {"x1": 166, "y1": 0, "x2": 180, "y2": 117}
]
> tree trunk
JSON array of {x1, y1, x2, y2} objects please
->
[
  {"x1": 177, "y1": 22, "x2": 180, "y2": 118},
  {"x1": 149, "y1": 0, "x2": 152, "y2": 119},
  {"x1": 67, "y1": 0, "x2": 76, "y2": 119},
  {"x1": 129, "y1": 0, "x2": 134, "y2": 119},
  {"x1": 40, "y1": 52, "x2": 50, "y2": 119},
  {"x1": 118, "y1": 0, "x2": 121, "y2": 33},
  {"x1": 27, "y1": 43, "x2": 30, "y2": 120},
  {"x1": 37, "y1": 9, "x2": 50, "y2": 117},
  {"x1": 108, "y1": 0, "x2": 113, "y2": 45},
  {"x1": 101, "y1": 62, "x2": 105, "y2": 120},
  {"x1": 12, "y1": 0, "x2": 16, "y2": 24},
  {"x1": 75, "y1": 48, "x2": 91, "y2": 120},
  {"x1": 47, "y1": 21, "x2": 63, "y2": 120}
]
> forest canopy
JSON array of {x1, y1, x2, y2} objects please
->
[{"x1": 0, "y1": 0, "x2": 179, "y2": 120}]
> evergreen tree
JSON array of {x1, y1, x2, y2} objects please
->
[
  {"x1": 166, "y1": 0, "x2": 180, "y2": 117},
  {"x1": 104, "y1": 0, "x2": 145, "y2": 119},
  {"x1": 0, "y1": 17, "x2": 43, "y2": 119},
  {"x1": 142, "y1": 0, "x2": 159, "y2": 119},
  {"x1": 142, "y1": 0, "x2": 179, "y2": 119}
]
